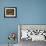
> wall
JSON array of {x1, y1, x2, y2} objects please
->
[{"x1": 0, "y1": 0, "x2": 46, "y2": 44}]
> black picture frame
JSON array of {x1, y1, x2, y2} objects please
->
[{"x1": 4, "y1": 7, "x2": 17, "y2": 18}]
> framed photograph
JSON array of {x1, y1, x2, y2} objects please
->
[{"x1": 4, "y1": 7, "x2": 17, "y2": 18}]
